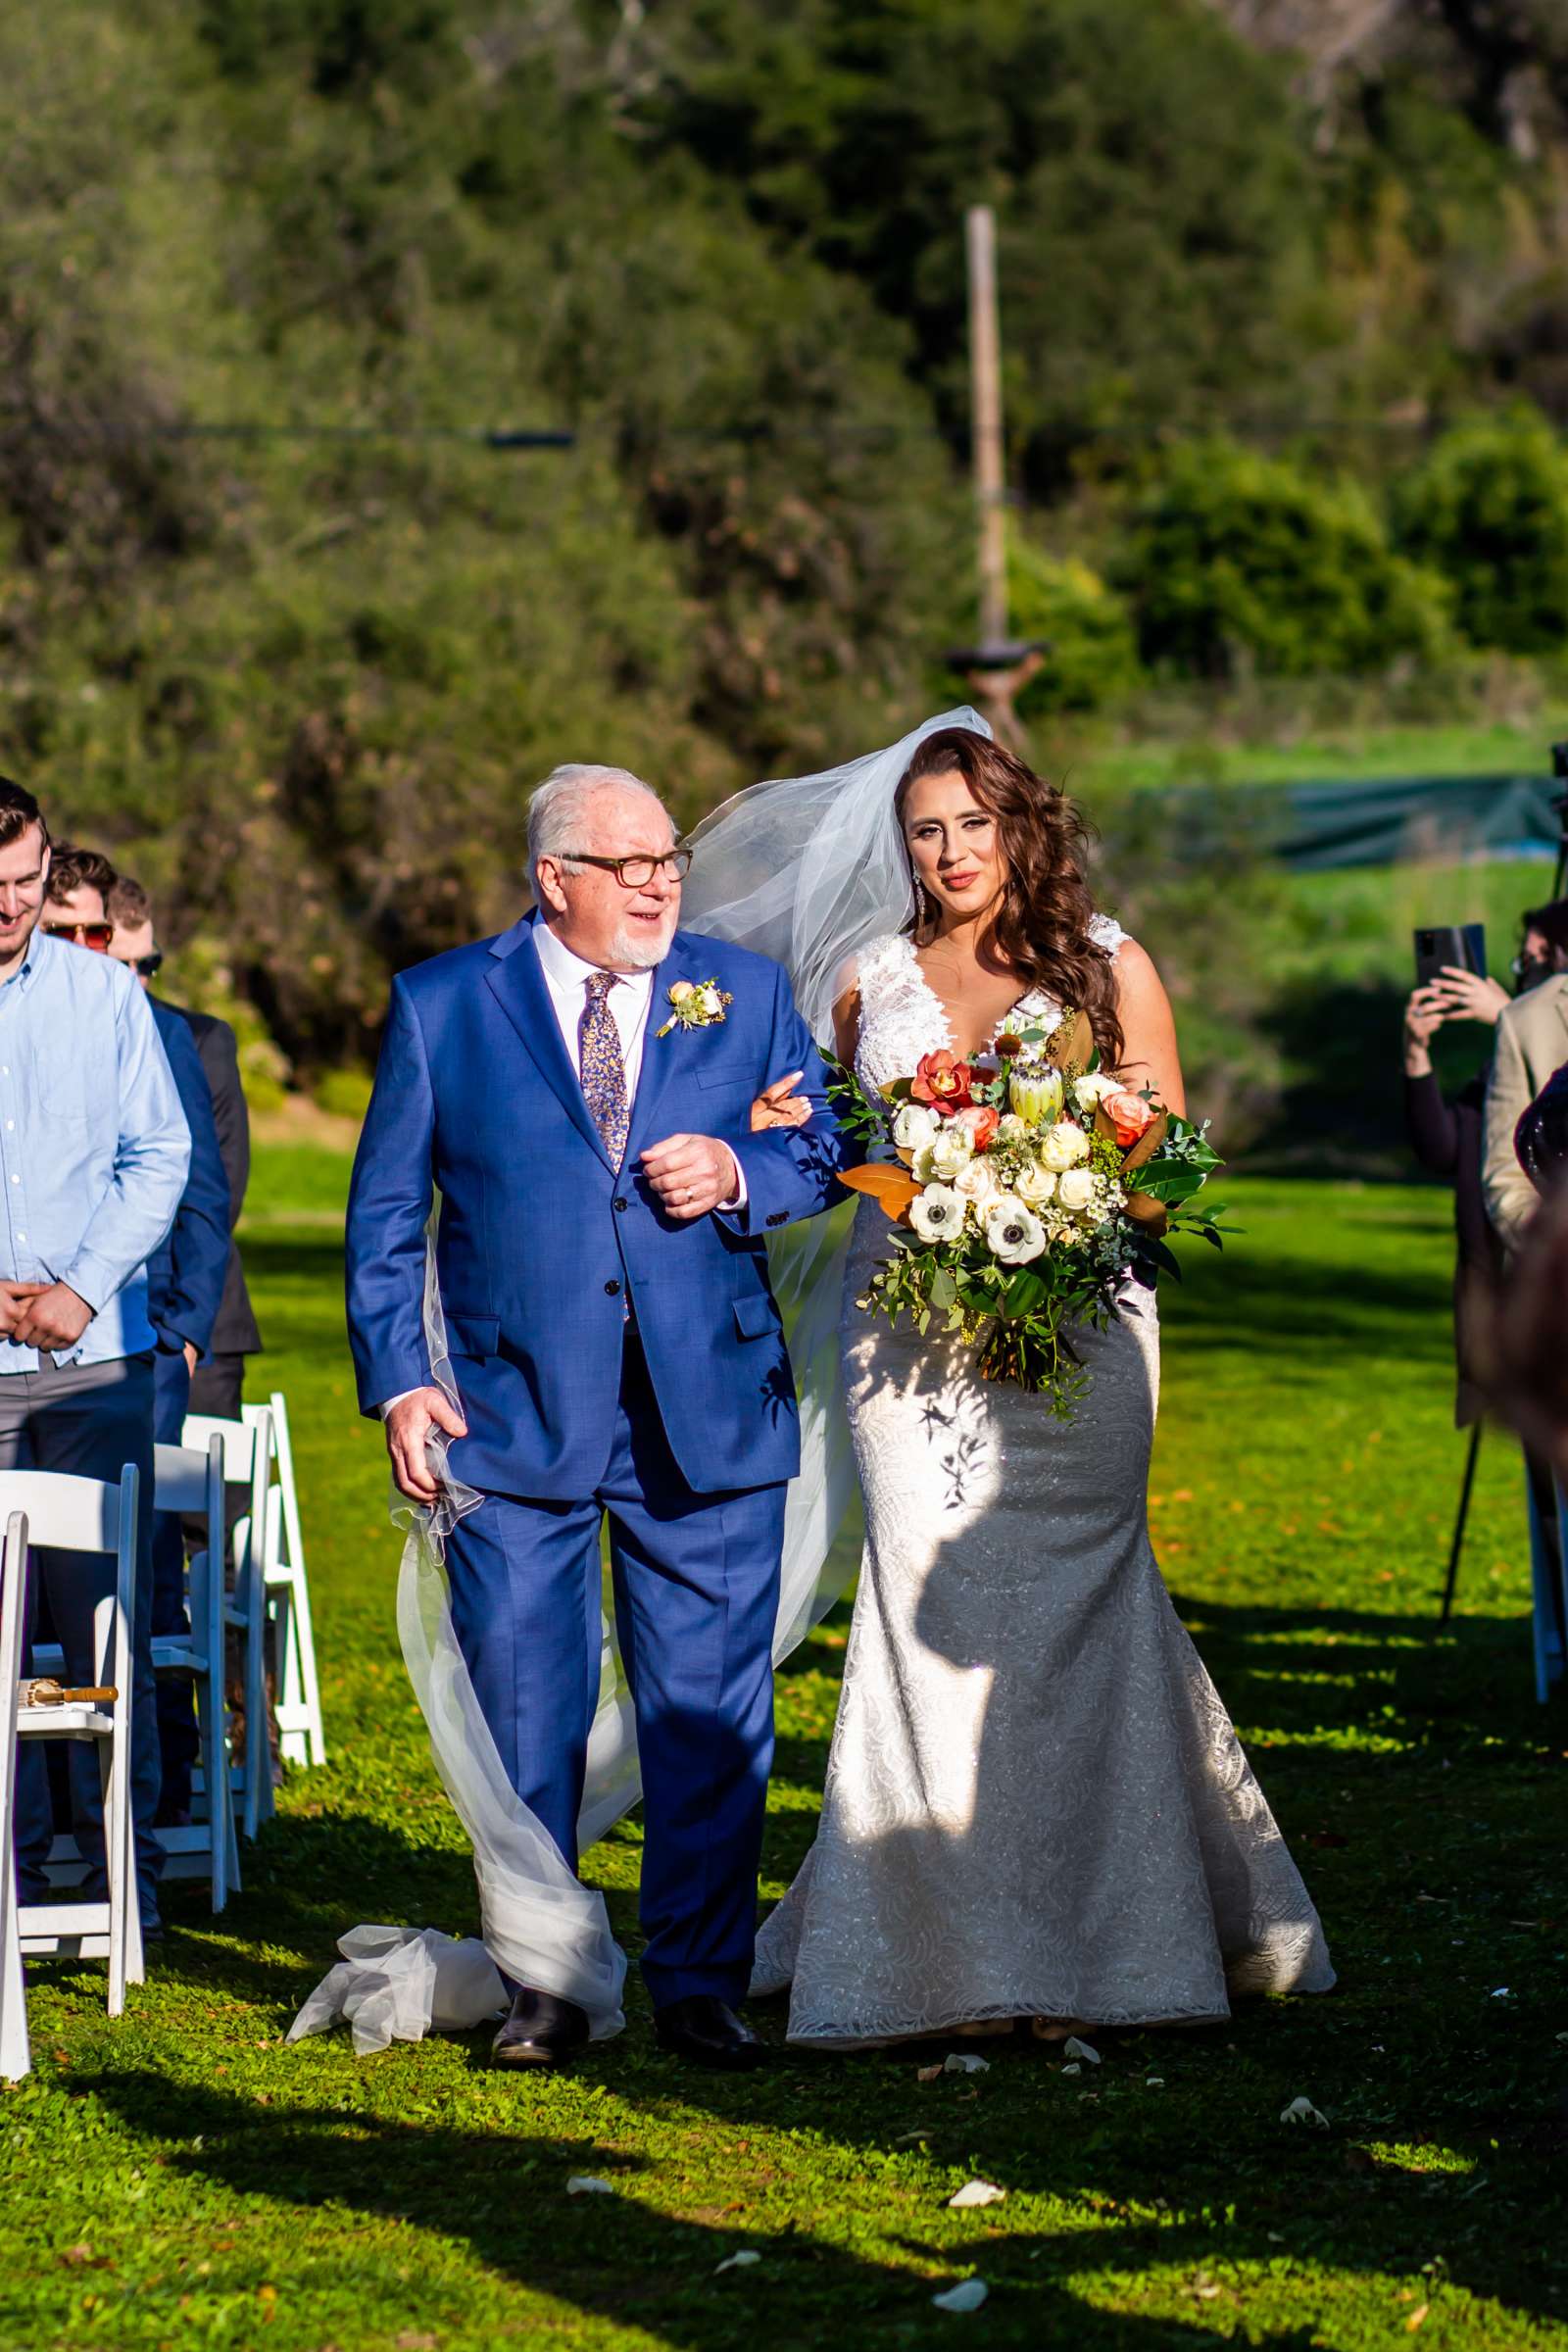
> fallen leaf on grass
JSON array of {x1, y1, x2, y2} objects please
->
[
  {"x1": 714, "y1": 2251, "x2": 761, "y2": 2275},
  {"x1": 916, "y1": 2063, "x2": 944, "y2": 2083},
  {"x1": 1279, "y1": 2096, "x2": 1328, "y2": 2129},
  {"x1": 948, "y1": 2180, "x2": 1006, "y2": 2210},
  {"x1": 932, "y1": 2279, "x2": 989, "y2": 2313},
  {"x1": 566, "y1": 2176, "x2": 617, "y2": 2196},
  {"x1": 1406, "y1": 2305, "x2": 1430, "y2": 2331},
  {"x1": 1061, "y1": 2036, "x2": 1102, "y2": 2065}
]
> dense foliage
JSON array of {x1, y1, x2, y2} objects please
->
[{"x1": 7, "y1": 0, "x2": 1568, "y2": 1075}]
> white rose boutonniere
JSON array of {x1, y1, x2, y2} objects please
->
[{"x1": 657, "y1": 976, "x2": 733, "y2": 1038}]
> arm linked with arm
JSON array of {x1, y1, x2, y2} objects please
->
[
  {"x1": 345, "y1": 975, "x2": 439, "y2": 1416},
  {"x1": 721, "y1": 968, "x2": 850, "y2": 1233}
]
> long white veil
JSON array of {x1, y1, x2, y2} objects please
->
[{"x1": 290, "y1": 708, "x2": 990, "y2": 2052}]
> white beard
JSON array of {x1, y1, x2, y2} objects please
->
[{"x1": 609, "y1": 916, "x2": 675, "y2": 969}]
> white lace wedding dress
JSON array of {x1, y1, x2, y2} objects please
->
[{"x1": 751, "y1": 923, "x2": 1335, "y2": 2046}]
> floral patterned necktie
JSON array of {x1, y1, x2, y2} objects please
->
[{"x1": 579, "y1": 970, "x2": 629, "y2": 1166}]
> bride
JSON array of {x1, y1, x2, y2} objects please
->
[{"x1": 686, "y1": 711, "x2": 1334, "y2": 2048}]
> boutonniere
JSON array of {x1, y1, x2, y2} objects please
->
[{"x1": 657, "y1": 977, "x2": 732, "y2": 1039}]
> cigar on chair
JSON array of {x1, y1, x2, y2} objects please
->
[{"x1": 18, "y1": 1678, "x2": 118, "y2": 1706}]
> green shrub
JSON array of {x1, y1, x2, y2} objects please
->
[
  {"x1": 1004, "y1": 546, "x2": 1141, "y2": 717},
  {"x1": 1393, "y1": 407, "x2": 1568, "y2": 654},
  {"x1": 1119, "y1": 439, "x2": 1456, "y2": 679},
  {"x1": 312, "y1": 1066, "x2": 374, "y2": 1122}
]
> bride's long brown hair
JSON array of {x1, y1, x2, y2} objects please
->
[{"x1": 895, "y1": 727, "x2": 1124, "y2": 1067}]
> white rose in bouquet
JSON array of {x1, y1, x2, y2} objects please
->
[
  {"x1": 893, "y1": 1102, "x2": 941, "y2": 1153},
  {"x1": 1014, "y1": 1161, "x2": 1058, "y2": 1205},
  {"x1": 984, "y1": 1196, "x2": 1047, "y2": 1266},
  {"x1": 1040, "y1": 1120, "x2": 1091, "y2": 1171},
  {"x1": 909, "y1": 1183, "x2": 966, "y2": 1243},
  {"x1": 1055, "y1": 1165, "x2": 1098, "y2": 1212},
  {"x1": 955, "y1": 1157, "x2": 1002, "y2": 1205},
  {"x1": 1073, "y1": 1070, "x2": 1119, "y2": 1113},
  {"x1": 998, "y1": 1112, "x2": 1029, "y2": 1143},
  {"x1": 913, "y1": 1126, "x2": 975, "y2": 1184}
]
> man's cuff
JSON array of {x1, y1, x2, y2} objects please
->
[
  {"x1": 715, "y1": 1150, "x2": 748, "y2": 1215},
  {"x1": 56, "y1": 1260, "x2": 106, "y2": 1316},
  {"x1": 378, "y1": 1389, "x2": 420, "y2": 1420}
]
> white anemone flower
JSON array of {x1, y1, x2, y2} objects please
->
[
  {"x1": 984, "y1": 1196, "x2": 1047, "y2": 1266},
  {"x1": 909, "y1": 1184, "x2": 966, "y2": 1243}
]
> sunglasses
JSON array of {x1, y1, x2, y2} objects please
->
[
  {"x1": 44, "y1": 919, "x2": 114, "y2": 953},
  {"x1": 130, "y1": 951, "x2": 164, "y2": 979}
]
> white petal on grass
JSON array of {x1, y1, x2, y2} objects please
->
[
  {"x1": 1490, "y1": 1986, "x2": 1512, "y2": 2000},
  {"x1": 1060, "y1": 2063, "x2": 1081, "y2": 2078},
  {"x1": 1061, "y1": 2036, "x2": 1102, "y2": 2066},
  {"x1": 942, "y1": 2053, "x2": 991, "y2": 2076},
  {"x1": 714, "y1": 2250, "x2": 762, "y2": 2274},
  {"x1": 932, "y1": 2279, "x2": 990, "y2": 2313},
  {"x1": 948, "y1": 2180, "x2": 1006, "y2": 2210},
  {"x1": 566, "y1": 2176, "x2": 617, "y2": 2195},
  {"x1": 1145, "y1": 2077, "x2": 1165, "y2": 2088},
  {"x1": 1278, "y1": 2096, "x2": 1328, "y2": 2129}
]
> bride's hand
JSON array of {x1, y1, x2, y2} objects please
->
[{"x1": 751, "y1": 1070, "x2": 809, "y2": 1130}]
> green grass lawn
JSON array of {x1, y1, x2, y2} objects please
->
[{"x1": 4, "y1": 1147, "x2": 1566, "y2": 2351}]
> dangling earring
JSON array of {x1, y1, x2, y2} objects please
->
[{"x1": 911, "y1": 874, "x2": 929, "y2": 937}]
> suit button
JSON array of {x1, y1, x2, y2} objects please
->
[
  {"x1": 613, "y1": 1197, "x2": 628, "y2": 1212},
  {"x1": 605, "y1": 1278, "x2": 621, "y2": 1297}
]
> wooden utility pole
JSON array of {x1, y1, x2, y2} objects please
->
[{"x1": 947, "y1": 203, "x2": 1041, "y2": 748}]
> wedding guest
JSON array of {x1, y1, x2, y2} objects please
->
[
  {"x1": 106, "y1": 875, "x2": 263, "y2": 1424},
  {"x1": 1402, "y1": 962, "x2": 1510, "y2": 1426},
  {"x1": 1482, "y1": 900, "x2": 1568, "y2": 1251},
  {"x1": 0, "y1": 786, "x2": 190, "y2": 1936},
  {"x1": 47, "y1": 853, "x2": 230, "y2": 1824}
]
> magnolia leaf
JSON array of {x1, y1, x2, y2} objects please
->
[
  {"x1": 1124, "y1": 1192, "x2": 1169, "y2": 1233},
  {"x1": 932, "y1": 2279, "x2": 989, "y2": 2314},
  {"x1": 948, "y1": 2180, "x2": 1006, "y2": 2210},
  {"x1": 1043, "y1": 1008, "x2": 1092, "y2": 1067},
  {"x1": 839, "y1": 1163, "x2": 920, "y2": 1220},
  {"x1": 1121, "y1": 1110, "x2": 1171, "y2": 1173}
]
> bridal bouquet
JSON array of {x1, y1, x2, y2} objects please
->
[{"x1": 831, "y1": 1008, "x2": 1224, "y2": 1416}]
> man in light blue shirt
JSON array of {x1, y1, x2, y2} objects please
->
[{"x1": 0, "y1": 778, "x2": 190, "y2": 1936}]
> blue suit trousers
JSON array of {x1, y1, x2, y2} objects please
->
[{"x1": 443, "y1": 1331, "x2": 785, "y2": 2011}]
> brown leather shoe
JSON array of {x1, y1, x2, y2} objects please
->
[
  {"x1": 654, "y1": 1995, "x2": 767, "y2": 2071},
  {"x1": 491, "y1": 1987, "x2": 591, "y2": 2069}
]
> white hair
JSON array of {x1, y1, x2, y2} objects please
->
[{"x1": 527, "y1": 763, "x2": 669, "y2": 877}]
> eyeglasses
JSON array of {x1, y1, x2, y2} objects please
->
[
  {"x1": 130, "y1": 951, "x2": 164, "y2": 979},
  {"x1": 44, "y1": 920, "x2": 113, "y2": 953},
  {"x1": 560, "y1": 849, "x2": 693, "y2": 889}
]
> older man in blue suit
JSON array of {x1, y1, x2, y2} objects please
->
[{"x1": 346, "y1": 764, "x2": 846, "y2": 2071}]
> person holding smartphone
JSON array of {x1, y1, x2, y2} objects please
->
[{"x1": 1402, "y1": 957, "x2": 1511, "y2": 1426}]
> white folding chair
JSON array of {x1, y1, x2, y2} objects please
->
[
  {"x1": 150, "y1": 1437, "x2": 237, "y2": 1908},
  {"x1": 0, "y1": 1470, "x2": 143, "y2": 2082},
  {"x1": 181, "y1": 1409, "x2": 273, "y2": 1841},
  {"x1": 245, "y1": 1393, "x2": 326, "y2": 1771}
]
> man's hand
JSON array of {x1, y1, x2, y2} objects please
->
[
  {"x1": 641, "y1": 1133, "x2": 742, "y2": 1220},
  {"x1": 750, "y1": 1070, "x2": 811, "y2": 1132},
  {"x1": 12, "y1": 1283, "x2": 92, "y2": 1352},
  {"x1": 384, "y1": 1385, "x2": 468, "y2": 1505},
  {"x1": 0, "y1": 1282, "x2": 49, "y2": 1339},
  {"x1": 183, "y1": 1341, "x2": 199, "y2": 1378}
]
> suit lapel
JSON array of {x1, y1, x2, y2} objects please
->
[
  {"x1": 484, "y1": 914, "x2": 612, "y2": 1170},
  {"x1": 623, "y1": 932, "x2": 705, "y2": 1168}
]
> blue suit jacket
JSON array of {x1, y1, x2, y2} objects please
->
[
  {"x1": 345, "y1": 913, "x2": 848, "y2": 1499},
  {"x1": 145, "y1": 997, "x2": 232, "y2": 1359}
]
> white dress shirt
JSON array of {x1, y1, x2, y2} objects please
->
[{"x1": 532, "y1": 918, "x2": 657, "y2": 1096}]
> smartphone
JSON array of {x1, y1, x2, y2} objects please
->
[{"x1": 1414, "y1": 923, "x2": 1486, "y2": 990}]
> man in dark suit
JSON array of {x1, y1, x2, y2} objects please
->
[{"x1": 106, "y1": 876, "x2": 263, "y2": 1421}]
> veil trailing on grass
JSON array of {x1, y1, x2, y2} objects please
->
[{"x1": 290, "y1": 709, "x2": 989, "y2": 2052}]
